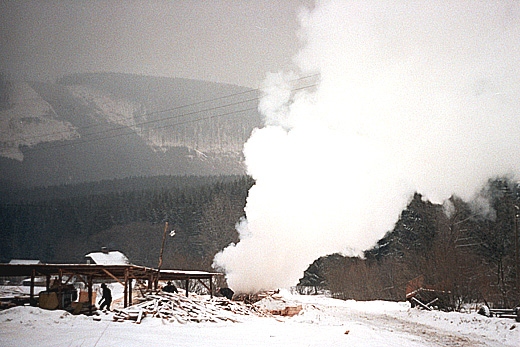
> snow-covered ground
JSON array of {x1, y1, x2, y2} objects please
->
[{"x1": 1, "y1": 291, "x2": 518, "y2": 347}]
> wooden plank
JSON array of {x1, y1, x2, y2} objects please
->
[
  {"x1": 102, "y1": 268, "x2": 125, "y2": 287},
  {"x1": 425, "y1": 298, "x2": 439, "y2": 307},
  {"x1": 30, "y1": 269, "x2": 35, "y2": 304},
  {"x1": 129, "y1": 278, "x2": 133, "y2": 306},
  {"x1": 136, "y1": 309, "x2": 143, "y2": 324},
  {"x1": 411, "y1": 297, "x2": 433, "y2": 311},
  {"x1": 88, "y1": 275, "x2": 93, "y2": 315},
  {"x1": 197, "y1": 279, "x2": 211, "y2": 295},
  {"x1": 124, "y1": 268, "x2": 128, "y2": 308}
]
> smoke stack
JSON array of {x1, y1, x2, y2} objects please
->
[{"x1": 101, "y1": 247, "x2": 109, "y2": 254}]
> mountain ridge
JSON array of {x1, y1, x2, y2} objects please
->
[{"x1": 0, "y1": 73, "x2": 262, "y2": 187}]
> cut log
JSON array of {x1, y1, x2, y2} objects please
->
[{"x1": 136, "y1": 309, "x2": 143, "y2": 324}]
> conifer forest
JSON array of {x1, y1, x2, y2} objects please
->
[{"x1": 1, "y1": 176, "x2": 519, "y2": 308}]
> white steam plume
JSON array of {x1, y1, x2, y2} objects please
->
[{"x1": 213, "y1": 0, "x2": 520, "y2": 293}]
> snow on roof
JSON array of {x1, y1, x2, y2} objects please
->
[
  {"x1": 160, "y1": 269, "x2": 217, "y2": 275},
  {"x1": 84, "y1": 250, "x2": 130, "y2": 265},
  {"x1": 9, "y1": 259, "x2": 41, "y2": 265}
]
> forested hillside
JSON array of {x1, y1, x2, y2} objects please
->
[
  {"x1": 2, "y1": 175, "x2": 518, "y2": 308},
  {"x1": 0, "y1": 73, "x2": 262, "y2": 187},
  {"x1": 298, "y1": 178, "x2": 520, "y2": 309},
  {"x1": 0, "y1": 175, "x2": 254, "y2": 270}
]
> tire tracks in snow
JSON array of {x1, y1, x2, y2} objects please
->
[{"x1": 299, "y1": 303, "x2": 508, "y2": 347}]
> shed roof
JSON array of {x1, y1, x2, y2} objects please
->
[
  {"x1": 9, "y1": 259, "x2": 42, "y2": 265},
  {"x1": 85, "y1": 250, "x2": 130, "y2": 265},
  {"x1": 0, "y1": 263, "x2": 220, "y2": 282}
]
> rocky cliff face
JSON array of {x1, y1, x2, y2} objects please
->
[{"x1": 0, "y1": 73, "x2": 262, "y2": 187}]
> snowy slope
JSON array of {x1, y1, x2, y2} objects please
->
[
  {"x1": 0, "y1": 74, "x2": 262, "y2": 186},
  {"x1": 0, "y1": 292, "x2": 517, "y2": 347},
  {"x1": 0, "y1": 82, "x2": 78, "y2": 161},
  {"x1": 65, "y1": 81, "x2": 254, "y2": 154},
  {"x1": 67, "y1": 84, "x2": 144, "y2": 131}
]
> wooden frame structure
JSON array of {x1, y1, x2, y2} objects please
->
[
  {"x1": 405, "y1": 275, "x2": 452, "y2": 311},
  {"x1": 0, "y1": 263, "x2": 220, "y2": 314}
]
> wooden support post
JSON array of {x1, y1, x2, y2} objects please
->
[
  {"x1": 148, "y1": 274, "x2": 153, "y2": 292},
  {"x1": 87, "y1": 276, "x2": 93, "y2": 315},
  {"x1": 58, "y1": 269, "x2": 63, "y2": 309},
  {"x1": 210, "y1": 276, "x2": 213, "y2": 299},
  {"x1": 30, "y1": 269, "x2": 35, "y2": 305},
  {"x1": 515, "y1": 207, "x2": 519, "y2": 291},
  {"x1": 129, "y1": 278, "x2": 133, "y2": 306},
  {"x1": 155, "y1": 222, "x2": 168, "y2": 290},
  {"x1": 46, "y1": 275, "x2": 50, "y2": 291},
  {"x1": 185, "y1": 279, "x2": 189, "y2": 297},
  {"x1": 124, "y1": 268, "x2": 129, "y2": 308}
]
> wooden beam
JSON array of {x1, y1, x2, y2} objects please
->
[
  {"x1": 102, "y1": 268, "x2": 125, "y2": 286},
  {"x1": 61, "y1": 271, "x2": 78, "y2": 286},
  {"x1": 185, "y1": 279, "x2": 189, "y2": 297},
  {"x1": 58, "y1": 269, "x2": 63, "y2": 309},
  {"x1": 124, "y1": 268, "x2": 129, "y2": 308},
  {"x1": 197, "y1": 278, "x2": 211, "y2": 295},
  {"x1": 148, "y1": 274, "x2": 153, "y2": 292},
  {"x1": 88, "y1": 275, "x2": 93, "y2": 315},
  {"x1": 425, "y1": 297, "x2": 439, "y2": 308},
  {"x1": 155, "y1": 222, "x2": 168, "y2": 289},
  {"x1": 30, "y1": 269, "x2": 35, "y2": 305},
  {"x1": 153, "y1": 273, "x2": 159, "y2": 291},
  {"x1": 129, "y1": 279, "x2": 133, "y2": 306},
  {"x1": 411, "y1": 297, "x2": 433, "y2": 311}
]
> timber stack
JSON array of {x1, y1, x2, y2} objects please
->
[{"x1": 112, "y1": 292, "x2": 263, "y2": 324}]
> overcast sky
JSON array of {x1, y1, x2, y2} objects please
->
[{"x1": 0, "y1": 0, "x2": 313, "y2": 88}]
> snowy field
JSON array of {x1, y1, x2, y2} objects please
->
[{"x1": 1, "y1": 291, "x2": 518, "y2": 347}]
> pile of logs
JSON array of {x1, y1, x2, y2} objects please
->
[{"x1": 112, "y1": 292, "x2": 261, "y2": 324}]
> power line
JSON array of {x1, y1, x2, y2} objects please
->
[
  {"x1": 10, "y1": 75, "x2": 319, "y2": 153},
  {"x1": 25, "y1": 104, "x2": 260, "y2": 153},
  {"x1": 5, "y1": 73, "x2": 319, "y2": 143},
  {"x1": 4, "y1": 87, "x2": 260, "y2": 143}
]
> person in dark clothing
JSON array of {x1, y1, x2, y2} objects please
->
[
  {"x1": 98, "y1": 283, "x2": 112, "y2": 311},
  {"x1": 163, "y1": 281, "x2": 178, "y2": 293},
  {"x1": 219, "y1": 287, "x2": 234, "y2": 300}
]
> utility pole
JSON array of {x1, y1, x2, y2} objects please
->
[
  {"x1": 514, "y1": 206, "x2": 519, "y2": 292},
  {"x1": 155, "y1": 221, "x2": 169, "y2": 290},
  {"x1": 158, "y1": 221, "x2": 168, "y2": 271}
]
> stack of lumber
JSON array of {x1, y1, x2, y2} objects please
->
[{"x1": 112, "y1": 292, "x2": 260, "y2": 324}]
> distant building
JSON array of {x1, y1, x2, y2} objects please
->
[
  {"x1": 9, "y1": 259, "x2": 41, "y2": 265},
  {"x1": 85, "y1": 247, "x2": 130, "y2": 265},
  {"x1": 5, "y1": 260, "x2": 43, "y2": 286}
]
